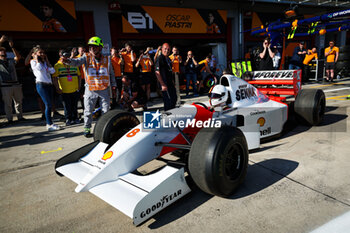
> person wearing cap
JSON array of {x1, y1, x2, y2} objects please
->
[
  {"x1": 52, "y1": 49, "x2": 81, "y2": 126},
  {"x1": 289, "y1": 41, "x2": 307, "y2": 70},
  {"x1": 62, "y1": 36, "x2": 116, "y2": 137},
  {"x1": 0, "y1": 36, "x2": 25, "y2": 124}
]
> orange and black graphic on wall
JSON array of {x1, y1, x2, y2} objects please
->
[
  {"x1": 121, "y1": 5, "x2": 227, "y2": 34},
  {"x1": 0, "y1": 0, "x2": 76, "y2": 32}
]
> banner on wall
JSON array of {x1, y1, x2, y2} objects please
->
[
  {"x1": 121, "y1": 5, "x2": 227, "y2": 34},
  {"x1": 0, "y1": 0, "x2": 77, "y2": 32}
]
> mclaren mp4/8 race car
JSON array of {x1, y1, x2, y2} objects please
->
[{"x1": 55, "y1": 71, "x2": 325, "y2": 226}]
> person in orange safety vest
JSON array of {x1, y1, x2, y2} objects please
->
[{"x1": 62, "y1": 36, "x2": 116, "y2": 137}]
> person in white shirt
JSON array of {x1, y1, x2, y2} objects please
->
[
  {"x1": 272, "y1": 47, "x2": 281, "y2": 70},
  {"x1": 30, "y1": 47, "x2": 60, "y2": 131}
]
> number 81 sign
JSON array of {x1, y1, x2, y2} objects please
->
[{"x1": 127, "y1": 12, "x2": 153, "y2": 30}]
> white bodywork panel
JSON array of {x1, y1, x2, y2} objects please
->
[{"x1": 56, "y1": 74, "x2": 288, "y2": 225}]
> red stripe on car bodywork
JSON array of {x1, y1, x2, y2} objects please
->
[{"x1": 159, "y1": 104, "x2": 213, "y2": 156}]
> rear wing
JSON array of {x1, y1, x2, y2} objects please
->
[{"x1": 245, "y1": 70, "x2": 302, "y2": 101}]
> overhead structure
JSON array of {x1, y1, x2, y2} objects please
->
[
  {"x1": 250, "y1": 0, "x2": 350, "y2": 7},
  {"x1": 251, "y1": 9, "x2": 350, "y2": 36}
]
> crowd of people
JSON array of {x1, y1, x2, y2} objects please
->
[
  {"x1": 252, "y1": 37, "x2": 339, "y2": 82},
  {"x1": 0, "y1": 34, "x2": 341, "y2": 135},
  {"x1": 0, "y1": 35, "x2": 217, "y2": 136}
]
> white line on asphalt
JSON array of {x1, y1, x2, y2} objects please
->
[{"x1": 323, "y1": 87, "x2": 350, "y2": 93}]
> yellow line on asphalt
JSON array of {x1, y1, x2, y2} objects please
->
[
  {"x1": 326, "y1": 95, "x2": 350, "y2": 100},
  {"x1": 41, "y1": 147, "x2": 62, "y2": 154},
  {"x1": 310, "y1": 82, "x2": 345, "y2": 88}
]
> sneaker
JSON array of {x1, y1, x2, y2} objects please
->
[
  {"x1": 18, "y1": 117, "x2": 27, "y2": 122},
  {"x1": 73, "y1": 119, "x2": 81, "y2": 124},
  {"x1": 84, "y1": 127, "x2": 92, "y2": 137},
  {"x1": 65, "y1": 120, "x2": 71, "y2": 126},
  {"x1": 53, "y1": 111, "x2": 64, "y2": 118},
  {"x1": 47, "y1": 124, "x2": 61, "y2": 132}
]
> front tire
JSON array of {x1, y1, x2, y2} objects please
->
[
  {"x1": 188, "y1": 126, "x2": 249, "y2": 197},
  {"x1": 93, "y1": 109, "x2": 140, "y2": 145}
]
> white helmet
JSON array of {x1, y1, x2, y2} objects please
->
[{"x1": 208, "y1": 84, "x2": 228, "y2": 107}]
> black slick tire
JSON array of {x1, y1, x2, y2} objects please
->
[
  {"x1": 93, "y1": 109, "x2": 140, "y2": 145},
  {"x1": 294, "y1": 89, "x2": 326, "y2": 126},
  {"x1": 188, "y1": 126, "x2": 249, "y2": 197}
]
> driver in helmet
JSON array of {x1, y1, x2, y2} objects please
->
[
  {"x1": 208, "y1": 84, "x2": 229, "y2": 110},
  {"x1": 62, "y1": 36, "x2": 116, "y2": 137}
]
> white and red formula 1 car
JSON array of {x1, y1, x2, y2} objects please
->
[{"x1": 55, "y1": 72, "x2": 325, "y2": 225}]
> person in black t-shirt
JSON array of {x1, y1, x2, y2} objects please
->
[
  {"x1": 155, "y1": 43, "x2": 177, "y2": 111},
  {"x1": 259, "y1": 37, "x2": 275, "y2": 70},
  {"x1": 289, "y1": 41, "x2": 307, "y2": 70},
  {"x1": 184, "y1": 50, "x2": 198, "y2": 96},
  {"x1": 119, "y1": 76, "x2": 147, "y2": 111}
]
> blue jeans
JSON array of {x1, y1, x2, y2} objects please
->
[
  {"x1": 289, "y1": 64, "x2": 301, "y2": 70},
  {"x1": 36, "y1": 83, "x2": 53, "y2": 125},
  {"x1": 62, "y1": 91, "x2": 79, "y2": 121},
  {"x1": 186, "y1": 73, "x2": 197, "y2": 95}
]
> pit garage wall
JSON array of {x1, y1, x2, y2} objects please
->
[
  {"x1": 74, "y1": 0, "x2": 243, "y2": 61},
  {"x1": 75, "y1": 0, "x2": 113, "y2": 46}
]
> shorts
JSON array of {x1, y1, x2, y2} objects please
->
[
  {"x1": 140, "y1": 72, "x2": 152, "y2": 85},
  {"x1": 325, "y1": 62, "x2": 335, "y2": 70}
]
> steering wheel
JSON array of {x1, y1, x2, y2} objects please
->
[{"x1": 193, "y1": 102, "x2": 208, "y2": 110}]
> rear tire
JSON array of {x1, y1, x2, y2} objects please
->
[
  {"x1": 188, "y1": 126, "x2": 249, "y2": 197},
  {"x1": 294, "y1": 89, "x2": 325, "y2": 126},
  {"x1": 93, "y1": 109, "x2": 140, "y2": 145}
]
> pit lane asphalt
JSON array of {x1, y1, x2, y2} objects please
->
[{"x1": 1, "y1": 78, "x2": 349, "y2": 233}]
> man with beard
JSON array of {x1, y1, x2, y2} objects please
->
[{"x1": 62, "y1": 36, "x2": 116, "y2": 137}]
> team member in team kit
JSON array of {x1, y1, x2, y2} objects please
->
[
  {"x1": 135, "y1": 47, "x2": 153, "y2": 102},
  {"x1": 198, "y1": 55, "x2": 213, "y2": 93},
  {"x1": 303, "y1": 46, "x2": 318, "y2": 81},
  {"x1": 110, "y1": 46, "x2": 124, "y2": 105},
  {"x1": 63, "y1": 36, "x2": 116, "y2": 137},
  {"x1": 40, "y1": 2, "x2": 66, "y2": 32},
  {"x1": 169, "y1": 46, "x2": 182, "y2": 107},
  {"x1": 155, "y1": 43, "x2": 177, "y2": 111},
  {"x1": 207, "y1": 13, "x2": 221, "y2": 33},
  {"x1": 121, "y1": 43, "x2": 136, "y2": 83},
  {"x1": 52, "y1": 49, "x2": 81, "y2": 126},
  {"x1": 324, "y1": 41, "x2": 339, "y2": 82}
]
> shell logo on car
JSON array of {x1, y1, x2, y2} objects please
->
[
  {"x1": 102, "y1": 151, "x2": 113, "y2": 161},
  {"x1": 257, "y1": 117, "x2": 265, "y2": 127}
]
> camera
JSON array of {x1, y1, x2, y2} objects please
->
[{"x1": 62, "y1": 52, "x2": 70, "y2": 58}]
